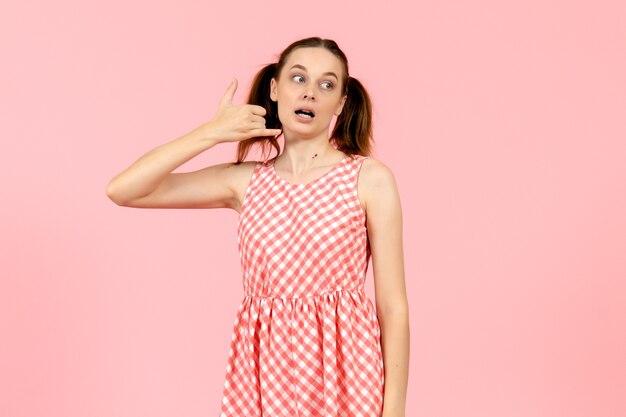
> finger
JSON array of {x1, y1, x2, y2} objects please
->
[
  {"x1": 252, "y1": 128, "x2": 282, "y2": 137},
  {"x1": 219, "y1": 78, "x2": 237, "y2": 108},
  {"x1": 247, "y1": 119, "x2": 268, "y2": 131},
  {"x1": 247, "y1": 104, "x2": 268, "y2": 116},
  {"x1": 251, "y1": 114, "x2": 267, "y2": 125}
]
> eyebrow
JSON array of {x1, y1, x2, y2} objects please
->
[{"x1": 289, "y1": 64, "x2": 339, "y2": 80}]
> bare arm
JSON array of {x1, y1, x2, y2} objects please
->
[
  {"x1": 106, "y1": 127, "x2": 223, "y2": 207},
  {"x1": 105, "y1": 78, "x2": 281, "y2": 209},
  {"x1": 361, "y1": 158, "x2": 410, "y2": 417}
]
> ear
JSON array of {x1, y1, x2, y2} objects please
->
[
  {"x1": 270, "y1": 78, "x2": 277, "y2": 102},
  {"x1": 334, "y1": 94, "x2": 347, "y2": 116}
]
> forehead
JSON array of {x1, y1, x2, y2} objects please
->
[{"x1": 283, "y1": 47, "x2": 344, "y2": 75}]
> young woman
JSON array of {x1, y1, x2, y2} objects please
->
[{"x1": 107, "y1": 36, "x2": 409, "y2": 417}]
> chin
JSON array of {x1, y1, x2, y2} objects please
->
[
  {"x1": 284, "y1": 129, "x2": 316, "y2": 139},
  {"x1": 279, "y1": 115, "x2": 330, "y2": 138}
]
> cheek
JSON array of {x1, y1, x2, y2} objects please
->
[
  {"x1": 275, "y1": 100, "x2": 292, "y2": 123},
  {"x1": 276, "y1": 93, "x2": 295, "y2": 113}
]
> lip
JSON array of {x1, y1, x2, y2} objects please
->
[
  {"x1": 294, "y1": 107, "x2": 316, "y2": 123},
  {"x1": 295, "y1": 106, "x2": 316, "y2": 116},
  {"x1": 294, "y1": 112, "x2": 315, "y2": 123}
]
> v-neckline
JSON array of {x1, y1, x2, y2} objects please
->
[{"x1": 271, "y1": 155, "x2": 350, "y2": 187}]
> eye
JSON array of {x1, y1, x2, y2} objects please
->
[
  {"x1": 321, "y1": 81, "x2": 334, "y2": 90},
  {"x1": 292, "y1": 74, "x2": 305, "y2": 83}
]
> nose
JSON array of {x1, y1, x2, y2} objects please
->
[{"x1": 303, "y1": 86, "x2": 315, "y2": 101}]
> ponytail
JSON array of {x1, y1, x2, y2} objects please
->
[
  {"x1": 330, "y1": 76, "x2": 374, "y2": 157},
  {"x1": 235, "y1": 63, "x2": 282, "y2": 164}
]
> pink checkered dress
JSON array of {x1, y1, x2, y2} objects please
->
[{"x1": 219, "y1": 154, "x2": 384, "y2": 417}]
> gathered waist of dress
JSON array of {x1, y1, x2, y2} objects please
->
[{"x1": 244, "y1": 286, "x2": 366, "y2": 301}]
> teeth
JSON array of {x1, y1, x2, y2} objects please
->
[{"x1": 296, "y1": 110, "x2": 314, "y2": 118}]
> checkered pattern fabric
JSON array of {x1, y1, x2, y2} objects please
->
[{"x1": 219, "y1": 154, "x2": 384, "y2": 417}]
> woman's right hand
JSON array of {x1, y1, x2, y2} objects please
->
[{"x1": 196, "y1": 78, "x2": 282, "y2": 144}]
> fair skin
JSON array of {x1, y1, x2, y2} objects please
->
[{"x1": 106, "y1": 46, "x2": 409, "y2": 417}]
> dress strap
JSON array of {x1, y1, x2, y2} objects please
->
[{"x1": 354, "y1": 155, "x2": 369, "y2": 175}]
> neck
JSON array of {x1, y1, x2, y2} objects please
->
[{"x1": 277, "y1": 135, "x2": 343, "y2": 172}]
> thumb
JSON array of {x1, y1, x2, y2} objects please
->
[{"x1": 218, "y1": 78, "x2": 237, "y2": 108}]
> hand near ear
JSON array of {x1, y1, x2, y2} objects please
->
[{"x1": 196, "y1": 78, "x2": 282, "y2": 144}]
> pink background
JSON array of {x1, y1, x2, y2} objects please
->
[{"x1": 1, "y1": 1, "x2": 625, "y2": 416}]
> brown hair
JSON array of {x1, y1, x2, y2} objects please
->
[{"x1": 234, "y1": 36, "x2": 374, "y2": 164}]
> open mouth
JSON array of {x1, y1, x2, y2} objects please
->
[{"x1": 295, "y1": 109, "x2": 315, "y2": 118}]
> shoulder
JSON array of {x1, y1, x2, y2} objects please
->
[
  {"x1": 356, "y1": 156, "x2": 401, "y2": 217},
  {"x1": 227, "y1": 159, "x2": 267, "y2": 212},
  {"x1": 228, "y1": 159, "x2": 263, "y2": 177},
  {"x1": 213, "y1": 159, "x2": 260, "y2": 189},
  {"x1": 358, "y1": 156, "x2": 398, "y2": 190}
]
